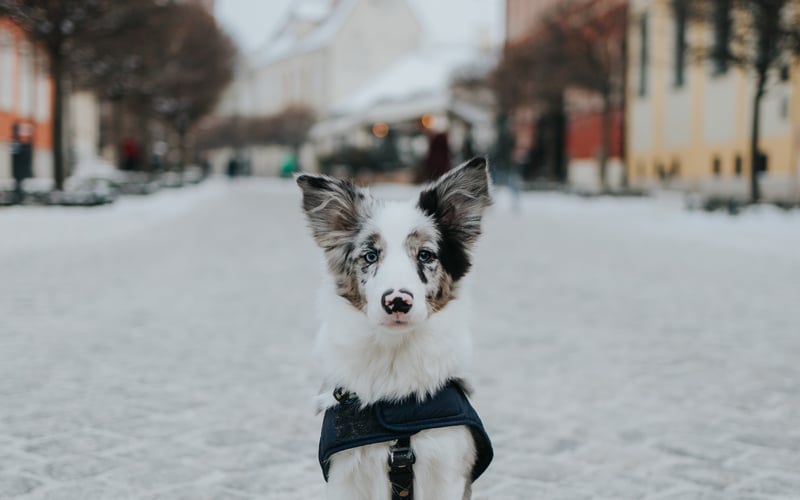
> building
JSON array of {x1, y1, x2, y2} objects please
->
[
  {"x1": 227, "y1": 0, "x2": 422, "y2": 117},
  {"x1": 1, "y1": 17, "x2": 105, "y2": 186},
  {"x1": 504, "y1": 0, "x2": 626, "y2": 190},
  {"x1": 626, "y1": 0, "x2": 800, "y2": 202},
  {"x1": 0, "y1": 17, "x2": 52, "y2": 182},
  {"x1": 212, "y1": 0, "x2": 423, "y2": 176},
  {"x1": 309, "y1": 45, "x2": 498, "y2": 178}
]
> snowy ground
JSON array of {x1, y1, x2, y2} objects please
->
[{"x1": 1, "y1": 178, "x2": 799, "y2": 500}]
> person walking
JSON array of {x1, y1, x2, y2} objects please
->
[
  {"x1": 423, "y1": 131, "x2": 451, "y2": 182},
  {"x1": 493, "y1": 111, "x2": 521, "y2": 212}
]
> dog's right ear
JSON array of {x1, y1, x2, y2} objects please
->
[{"x1": 296, "y1": 174, "x2": 368, "y2": 247}]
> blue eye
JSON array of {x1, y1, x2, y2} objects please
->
[
  {"x1": 364, "y1": 251, "x2": 379, "y2": 264},
  {"x1": 417, "y1": 250, "x2": 434, "y2": 263}
]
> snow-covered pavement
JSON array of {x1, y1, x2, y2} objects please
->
[{"x1": 1, "y1": 178, "x2": 799, "y2": 500}]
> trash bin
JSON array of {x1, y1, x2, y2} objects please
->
[{"x1": 11, "y1": 123, "x2": 34, "y2": 198}]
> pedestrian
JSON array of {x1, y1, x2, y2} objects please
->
[
  {"x1": 423, "y1": 131, "x2": 451, "y2": 182},
  {"x1": 121, "y1": 137, "x2": 140, "y2": 171},
  {"x1": 461, "y1": 124, "x2": 476, "y2": 162},
  {"x1": 492, "y1": 111, "x2": 521, "y2": 212},
  {"x1": 227, "y1": 156, "x2": 239, "y2": 178},
  {"x1": 280, "y1": 150, "x2": 298, "y2": 178}
]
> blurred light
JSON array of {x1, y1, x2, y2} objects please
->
[
  {"x1": 421, "y1": 114, "x2": 435, "y2": 129},
  {"x1": 372, "y1": 122, "x2": 389, "y2": 138}
]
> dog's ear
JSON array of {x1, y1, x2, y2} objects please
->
[
  {"x1": 296, "y1": 174, "x2": 369, "y2": 248},
  {"x1": 417, "y1": 156, "x2": 492, "y2": 281}
]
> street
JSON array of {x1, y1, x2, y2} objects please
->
[{"x1": 1, "y1": 178, "x2": 799, "y2": 500}]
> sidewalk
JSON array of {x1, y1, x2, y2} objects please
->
[{"x1": 1, "y1": 179, "x2": 799, "y2": 499}]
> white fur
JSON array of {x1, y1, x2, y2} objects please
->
[{"x1": 312, "y1": 202, "x2": 479, "y2": 500}]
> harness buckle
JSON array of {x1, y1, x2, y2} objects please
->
[{"x1": 388, "y1": 444, "x2": 416, "y2": 468}]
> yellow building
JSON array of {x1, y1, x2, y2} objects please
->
[{"x1": 627, "y1": 0, "x2": 800, "y2": 203}]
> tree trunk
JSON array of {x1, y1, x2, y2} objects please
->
[
  {"x1": 113, "y1": 99, "x2": 124, "y2": 169},
  {"x1": 177, "y1": 129, "x2": 187, "y2": 174},
  {"x1": 599, "y1": 88, "x2": 612, "y2": 192},
  {"x1": 51, "y1": 53, "x2": 66, "y2": 191},
  {"x1": 750, "y1": 70, "x2": 765, "y2": 203},
  {"x1": 138, "y1": 111, "x2": 151, "y2": 174},
  {"x1": 619, "y1": 4, "x2": 629, "y2": 189}
]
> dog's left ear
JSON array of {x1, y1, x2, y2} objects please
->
[
  {"x1": 418, "y1": 156, "x2": 492, "y2": 231},
  {"x1": 417, "y1": 156, "x2": 492, "y2": 280}
]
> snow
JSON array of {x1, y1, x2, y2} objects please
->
[
  {"x1": 311, "y1": 46, "x2": 492, "y2": 137},
  {"x1": 331, "y1": 46, "x2": 482, "y2": 114},
  {"x1": 293, "y1": 0, "x2": 330, "y2": 22},
  {"x1": 1, "y1": 178, "x2": 799, "y2": 499}
]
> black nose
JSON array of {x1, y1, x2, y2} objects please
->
[{"x1": 382, "y1": 289, "x2": 414, "y2": 315}]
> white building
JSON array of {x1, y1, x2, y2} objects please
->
[{"x1": 225, "y1": 0, "x2": 423, "y2": 118}]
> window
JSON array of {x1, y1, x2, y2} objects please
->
[
  {"x1": 780, "y1": 64, "x2": 790, "y2": 82},
  {"x1": 36, "y1": 54, "x2": 50, "y2": 122},
  {"x1": 0, "y1": 30, "x2": 12, "y2": 110},
  {"x1": 639, "y1": 13, "x2": 649, "y2": 96},
  {"x1": 670, "y1": 159, "x2": 681, "y2": 178},
  {"x1": 711, "y1": 0, "x2": 731, "y2": 75},
  {"x1": 673, "y1": 1, "x2": 688, "y2": 87},
  {"x1": 712, "y1": 156, "x2": 722, "y2": 176},
  {"x1": 734, "y1": 155, "x2": 742, "y2": 176},
  {"x1": 756, "y1": 152, "x2": 769, "y2": 173},
  {"x1": 20, "y1": 42, "x2": 33, "y2": 117},
  {"x1": 656, "y1": 162, "x2": 666, "y2": 179}
]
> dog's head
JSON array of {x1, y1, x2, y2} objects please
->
[{"x1": 297, "y1": 157, "x2": 491, "y2": 333}]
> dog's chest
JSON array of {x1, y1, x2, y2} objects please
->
[{"x1": 326, "y1": 426, "x2": 475, "y2": 500}]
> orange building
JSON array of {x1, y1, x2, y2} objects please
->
[{"x1": 0, "y1": 17, "x2": 53, "y2": 181}]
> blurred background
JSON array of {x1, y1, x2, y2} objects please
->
[{"x1": 0, "y1": 1, "x2": 799, "y2": 499}]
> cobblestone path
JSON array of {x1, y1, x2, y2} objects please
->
[{"x1": 1, "y1": 180, "x2": 799, "y2": 499}]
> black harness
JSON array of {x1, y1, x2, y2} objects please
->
[{"x1": 318, "y1": 380, "x2": 493, "y2": 499}]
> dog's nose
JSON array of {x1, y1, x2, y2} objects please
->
[{"x1": 382, "y1": 289, "x2": 413, "y2": 315}]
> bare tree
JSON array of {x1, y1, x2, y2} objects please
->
[
  {"x1": 492, "y1": 25, "x2": 567, "y2": 113},
  {"x1": 249, "y1": 106, "x2": 316, "y2": 149},
  {"x1": 538, "y1": 0, "x2": 628, "y2": 190},
  {"x1": 145, "y1": 3, "x2": 235, "y2": 170},
  {"x1": 689, "y1": 0, "x2": 800, "y2": 202},
  {"x1": 0, "y1": 0, "x2": 121, "y2": 190},
  {"x1": 492, "y1": 28, "x2": 569, "y2": 181},
  {"x1": 196, "y1": 106, "x2": 316, "y2": 152},
  {"x1": 492, "y1": 0, "x2": 627, "y2": 186},
  {"x1": 2, "y1": 1, "x2": 235, "y2": 180},
  {"x1": 67, "y1": 1, "x2": 168, "y2": 170}
]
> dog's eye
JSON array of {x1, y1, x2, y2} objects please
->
[
  {"x1": 417, "y1": 250, "x2": 434, "y2": 263},
  {"x1": 364, "y1": 251, "x2": 379, "y2": 264}
]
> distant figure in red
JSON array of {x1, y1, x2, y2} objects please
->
[
  {"x1": 121, "y1": 137, "x2": 140, "y2": 171},
  {"x1": 423, "y1": 132, "x2": 451, "y2": 182}
]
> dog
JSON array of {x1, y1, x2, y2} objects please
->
[{"x1": 297, "y1": 156, "x2": 494, "y2": 500}]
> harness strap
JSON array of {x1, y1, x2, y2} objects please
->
[{"x1": 388, "y1": 436, "x2": 415, "y2": 499}]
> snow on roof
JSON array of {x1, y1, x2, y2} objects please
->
[
  {"x1": 331, "y1": 45, "x2": 481, "y2": 115},
  {"x1": 253, "y1": 0, "x2": 358, "y2": 67},
  {"x1": 293, "y1": 1, "x2": 330, "y2": 22},
  {"x1": 310, "y1": 46, "x2": 492, "y2": 138}
]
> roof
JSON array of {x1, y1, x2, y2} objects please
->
[
  {"x1": 253, "y1": 0, "x2": 358, "y2": 67},
  {"x1": 311, "y1": 46, "x2": 496, "y2": 137},
  {"x1": 331, "y1": 46, "x2": 482, "y2": 115}
]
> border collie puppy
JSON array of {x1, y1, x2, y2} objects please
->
[{"x1": 297, "y1": 157, "x2": 493, "y2": 500}]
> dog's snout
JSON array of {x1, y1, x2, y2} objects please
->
[{"x1": 381, "y1": 289, "x2": 414, "y2": 315}]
